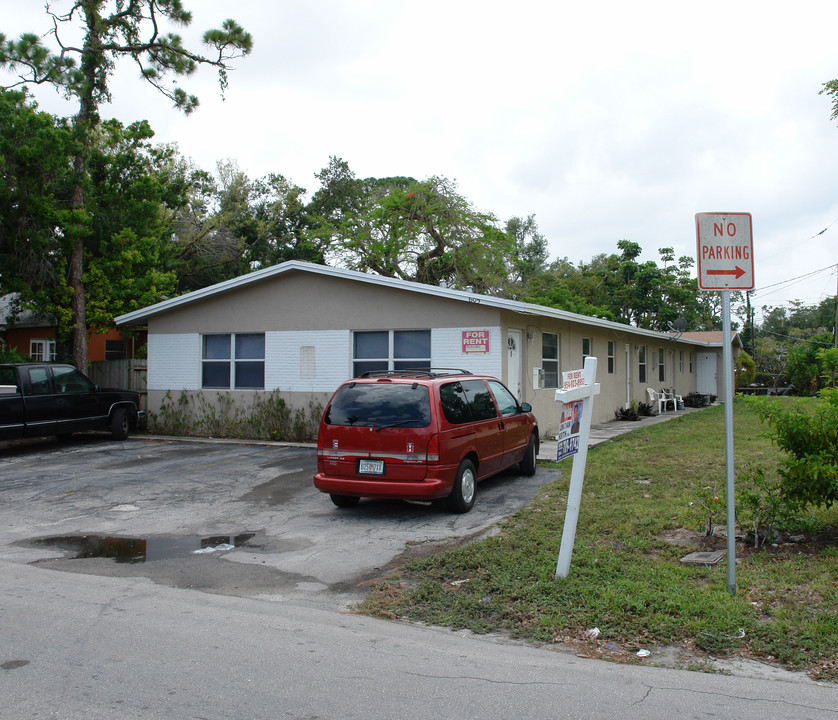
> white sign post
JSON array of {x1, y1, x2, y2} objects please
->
[
  {"x1": 554, "y1": 356, "x2": 600, "y2": 579},
  {"x1": 695, "y1": 212, "x2": 755, "y2": 596}
]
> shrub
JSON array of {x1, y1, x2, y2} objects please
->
[
  {"x1": 614, "y1": 400, "x2": 640, "y2": 421},
  {"x1": 746, "y1": 389, "x2": 838, "y2": 510},
  {"x1": 735, "y1": 463, "x2": 797, "y2": 547},
  {"x1": 0, "y1": 348, "x2": 30, "y2": 363},
  {"x1": 148, "y1": 390, "x2": 323, "y2": 442},
  {"x1": 637, "y1": 401, "x2": 655, "y2": 417},
  {"x1": 683, "y1": 392, "x2": 710, "y2": 408}
]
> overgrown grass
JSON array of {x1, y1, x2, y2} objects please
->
[{"x1": 361, "y1": 399, "x2": 838, "y2": 681}]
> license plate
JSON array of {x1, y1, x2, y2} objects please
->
[{"x1": 359, "y1": 459, "x2": 384, "y2": 475}]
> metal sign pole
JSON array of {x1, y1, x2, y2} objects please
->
[
  {"x1": 722, "y1": 290, "x2": 737, "y2": 595},
  {"x1": 695, "y1": 212, "x2": 752, "y2": 596}
]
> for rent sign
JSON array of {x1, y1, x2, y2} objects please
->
[
  {"x1": 462, "y1": 330, "x2": 490, "y2": 353},
  {"x1": 695, "y1": 212, "x2": 754, "y2": 291}
]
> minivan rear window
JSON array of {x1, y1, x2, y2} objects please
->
[{"x1": 325, "y1": 383, "x2": 431, "y2": 428}]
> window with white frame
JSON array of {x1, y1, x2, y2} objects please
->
[
  {"x1": 607, "y1": 341, "x2": 615, "y2": 374},
  {"x1": 353, "y1": 330, "x2": 430, "y2": 376},
  {"x1": 658, "y1": 348, "x2": 665, "y2": 383},
  {"x1": 29, "y1": 339, "x2": 56, "y2": 362},
  {"x1": 582, "y1": 337, "x2": 592, "y2": 359},
  {"x1": 638, "y1": 345, "x2": 647, "y2": 383},
  {"x1": 542, "y1": 332, "x2": 559, "y2": 388},
  {"x1": 689, "y1": 352, "x2": 694, "y2": 373},
  {"x1": 679, "y1": 351, "x2": 684, "y2": 373},
  {"x1": 202, "y1": 333, "x2": 265, "y2": 389}
]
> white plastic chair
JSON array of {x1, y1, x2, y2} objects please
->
[
  {"x1": 647, "y1": 387, "x2": 675, "y2": 413},
  {"x1": 662, "y1": 388, "x2": 683, "y2": 410}
]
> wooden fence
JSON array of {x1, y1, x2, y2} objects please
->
[{"x1": 88, "y1": 359, "x2": 147, "y2": 397}]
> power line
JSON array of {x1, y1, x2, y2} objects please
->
[
  {"x1": 756, "y1": 327, "x2": 834, "y2": 346},
  {"x1": 752, "y1": 263, "x2": 837, "y2": 297}
]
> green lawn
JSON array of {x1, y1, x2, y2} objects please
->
[{"x1": 361, "y1": 399, "x2": 838, "y2": 682}]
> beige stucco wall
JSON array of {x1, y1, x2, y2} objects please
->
[
  {"x1": 140, "y1": 268, "x2": 722, "y2": 438},
  {"x1": 149, "y1": 271, "x2": 499, "y2": 334},
  {"x1": 498, "y1": 310, "x2": 702, "y2": 431}
]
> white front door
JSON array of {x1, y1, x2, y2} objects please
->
[
  {"x1": 625, "y1": 344, "x2": 631, "y2": 405},
  {"x1": 697, "y1": 353, "x2": 718, "y2": 396},
  {"x1": 507, "y1": 329, "x2": 522, "y2": 399}
]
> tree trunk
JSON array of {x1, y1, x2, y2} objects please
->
[
  {"x1": 69, "y1": 232, "x2": 87, "y2": 370},
  {"x1": 69, "y1": 140, "x2": 88, "y2": 370},
  {"x1": 68, "y1": 2, "x2": 100, "y2": 371}
]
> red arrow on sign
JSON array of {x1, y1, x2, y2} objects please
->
[{"x1": 707, "y1": 266, "x2": 746, "y2": 279}]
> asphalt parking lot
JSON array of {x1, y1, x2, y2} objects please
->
[{"x1": 0, "y1": 434, "x2": 559, "y2": 608}]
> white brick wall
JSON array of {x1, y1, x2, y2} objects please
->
[
  {"x1": 148, "y1": 333, "x2": 200, "y2": 390},
  {"x1": 148, "y1": 328, "x2": 504, "y2": 393},
  {"x1": 266, "y1": 330, "x2": 350, "y2": 391},
  {"x1": 431, "y1": 327, "x2": 502, "y2": 377}
]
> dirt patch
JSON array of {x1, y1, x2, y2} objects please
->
[
  {"x1": 658, "y1": 526, "x2": 838, "y2": 559},
  {"x1": 335, "y1": 525, "x2": 499, "y2": 594}
]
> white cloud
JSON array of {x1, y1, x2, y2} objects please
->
[{"x1": 2, "y1": 0, "x2": 837, "y2": 316}]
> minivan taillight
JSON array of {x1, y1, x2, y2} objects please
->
[{"x1": 426, "y1": 434, "x2": 439, "y2": 464}]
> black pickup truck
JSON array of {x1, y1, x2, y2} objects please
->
[{"x1": 0, "y1": 363, "x2": 143, "y2": 441}]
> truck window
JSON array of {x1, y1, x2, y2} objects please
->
[
  {"x1": 26, "y1": 367, "x2": 51, "y2": 395},
  {"x1": 0, "y1": 367, "x2": 18, "y2": 389},
  {"x1": 53, "y1": 366, "x2": 93, "y2": 393}
]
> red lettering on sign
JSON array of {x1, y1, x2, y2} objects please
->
[
  {"x1": 713, "y1": 222, "x2": 737, "y2": 237},
  {"x1": 700, "y1": 244, "x2": 751, "y2": 261}
]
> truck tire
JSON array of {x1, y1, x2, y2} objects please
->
[{"x1": 111, "y1": 408, "x2": 129, "y2": 441}]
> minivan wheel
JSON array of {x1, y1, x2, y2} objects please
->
[
  {"x1": 519, "y1": 433, "x2": 537, "y2": 476},
  {"x1": 446, "y1": 459, "x2": 476, "y2": 513},
  {"x1": 330, "y1": 494, "x2": 360, "y2": 508}
]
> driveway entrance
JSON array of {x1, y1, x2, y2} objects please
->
[{"x1": 0, "y1": 436, "x2": 557, "y2": 606}]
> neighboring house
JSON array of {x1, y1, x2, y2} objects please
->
[
  {"x1": 115, "y1": 261, "x2": 740, "y2": 435},
  {"x1": 0, "y1": 293, "x2": 145, "y2": 364}
]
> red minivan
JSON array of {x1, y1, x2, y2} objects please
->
[{"x1": 314, "y1": 369, "x2": 539, "y2": 513}]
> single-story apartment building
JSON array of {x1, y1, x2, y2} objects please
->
[{"x1": 115, "y1": 261, "x2": 740, "y2": 435}]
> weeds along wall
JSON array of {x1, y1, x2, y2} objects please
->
[{"x1": 147, "y1": 389, "x2": 324, "y2": 442}]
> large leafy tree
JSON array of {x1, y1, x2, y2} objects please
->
[
  {"x1": 503, "y1": 215, "x2": 549, "y2": 299},
  {"x1": 82, "y1": 118, "x2": 184, "y2": 329},
  {"x1": 168, "y1": 161, "x2": 323, "y2": 293},
  {"x1": 755, "y1": 298, "x2": 837, "y2": 391},
  {"x1": 821, "y1": 78, "x2": 838, "y2": 122},
  {"x1": 0, "y1": 1, "x2": 252, "y2": 368},
  {"x1": 518, "y1": 240, "x2": 723, "y2": 331},
  {"x1": 0, "y1": 90, "x2": 75, "y2": 306},
  {"x1": 1, "y1": 91, "x2": 191, "y2": 354},
  {"x1": 311, "y1": 158, "x2": 513, "y2": 291}
]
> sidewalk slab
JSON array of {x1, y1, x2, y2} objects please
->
[{"x1": 538, "y1": 406, "x2": 706, "y2": 461}]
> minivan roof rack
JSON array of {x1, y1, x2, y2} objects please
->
[{"x1": 358, "y1": 368, "x2": 472, "y2": 379}]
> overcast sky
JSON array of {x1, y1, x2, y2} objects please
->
[{"x1": 3, "y1": 0, "x2": 838, "y2": 324}]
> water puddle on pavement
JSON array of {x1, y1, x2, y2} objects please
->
[{"x1": 32, "y1": 532, "x2": 258, "y2": 563}]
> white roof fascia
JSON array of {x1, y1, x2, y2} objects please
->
[{"x1": 114, "y1": 260, "x2": 716, "y2": 347}]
